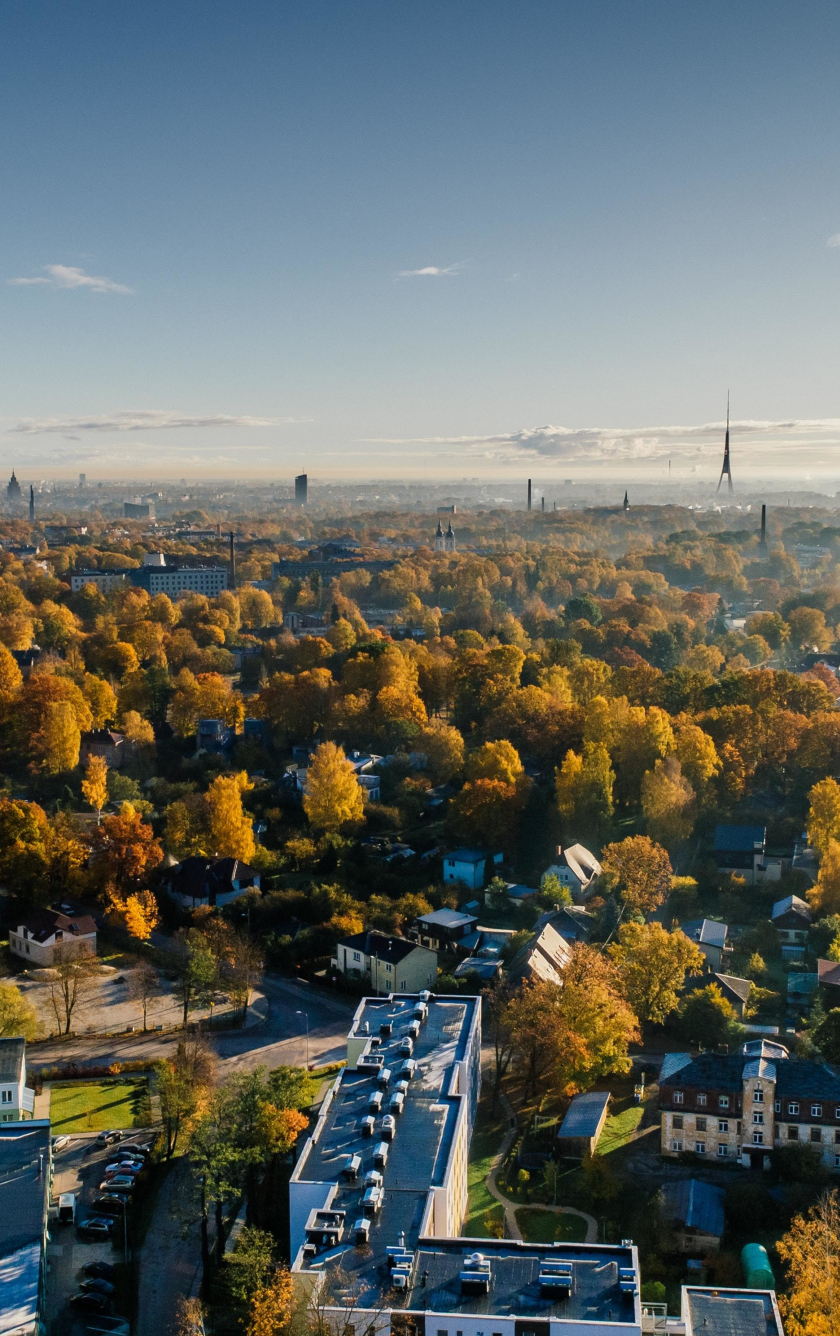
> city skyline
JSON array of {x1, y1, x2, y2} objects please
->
[{"x1": 3, "y1": 1, "x2": 840, "y2": 480}]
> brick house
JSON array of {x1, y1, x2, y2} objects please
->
[
  {"x1": 659, "y1": 1039, "x2": 840, "y2": 1171},
  {"x1": 9, "y1": 908, "x2": 97, "y2": 967}
]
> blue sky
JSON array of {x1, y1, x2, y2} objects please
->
[{"x1": 3, "y1": 1, "x2": 840, "y2": 482}]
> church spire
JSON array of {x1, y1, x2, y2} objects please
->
[{"x1": 717, "y1": 394, "x2": 733, "y2": 494}]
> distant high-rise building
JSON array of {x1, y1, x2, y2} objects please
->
[
  {"x1": 295, "y1": 473, "x2": 308, "y2": 505},
  {"x1": 79, "y1": 473, "x2": 86, "y2": 488},
  {"x1": 444, "y1": 522, "x2": 456, "y2": 553},
  {"x1": 717, "y1": 395, "x2": 733, "y2": 494},
  {"x1": 434, "y1": 520, "x2": 445, "y2": 552},
  {"x1": 7, "y1": 471, "x2": 21, "y2": 502},
  {"x1": 623, "y1": 491, "x2": 629, "y2": 511},
  {"x1": 124, "y1": 500, "x2": 154, "y2": 519},
  {"x1": 527, "y1": 479, "x2": 532, "y2": 511},
  {"x1": 29, "y1": 486, "x2": 34, "y2": 523}
]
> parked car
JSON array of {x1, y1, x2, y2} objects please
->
[
  {"x1": 91, "y1": 1196, "x2": 126, "y2": 1218},
  {"x1": 57, "y1": 1193, "x2": 76, "y2": 1224},
  {"x1": 105, "y1": 1158, "x2": 144, "y2": 1175},
  {"x1": 99, "y1": 1176, "x2": 135, "y2": 1194},
  {"x1": 119, "y1": 1143, "x2": 151, "y2": 1158},
  {"x1": 96, "y1": 1130, "x2": 123, "y2": 1145},
  {"x1": 83, "y1": 1261, "x2": 115, "y2": 1280},
  {"x1": 70, "y1": 1293, "x2": 111, "y2": 1313},
  {"x1": 78, "y1": 1217, "x2": 115, "y2": 1239},
  {"x1": 52, "y1": 1136, "x2": 72, "y2": 1151},
  {"x1": 81, "y1": 1279, "x2": 115, "y2": 1296}
]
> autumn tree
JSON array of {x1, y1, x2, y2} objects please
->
[
  {"x1": 609, "y1": 922, "x2": 704, "y2": 1024},
  {"x1": 246, "y1": 1267, "x2": 293, "y2": 1336},
  {"x1": 808, "y1": 777, "x2": 840, "y2": 859},
  {"x1": 207, "y1": 772, "x2": 256, "y2": 861},
  {"x1": 119, "y1": 889, "x2": 160, "y2": 941},
  {"x1": 173, "y1": 928, "x2": 219, "y2": 1027},
  {"x1": 81, "y1": 754, "x2": 108, "y2": 824},
  {"x1": 0, "y1": 981, "x2": 39, "y2": 1039},
  {"x1": 809, "y1": 840, "x2": 840, "y2": 917},
  {"x1": 555, "y1": 741, "x2": 615, "y2": 834},
  {"x1": 777, "y1": 1190, "x2": 840, "y2": 1336},
  {"x1": 601, "y1": 835, "x2": 672, "y2": 916},
  {"x1": 641, "y1": 757, "x2": 696, "y2": 848},
  {"x1": 90, "y1": 802, "x2": 163, "y2": 892},
  {"x1": 36, "y1": 700, "x2": 81, "y2": 773},
  {"x1": 302, "y1": 741, "x2": 365, "y2": 832},
  {"x1": 466, "y1": 739, "x2": 524, "y2": 786},
  {"x1": 414, "y1": 719, "x2": 465, "y2": 781},
  {"x1": 159, "y1": 1033, "x2": 216, "y2": 1157}
]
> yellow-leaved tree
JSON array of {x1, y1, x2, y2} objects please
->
[
  {"x1": 808, "y1": 777, "x2": 840, "y2": 859},
  {"x1": 81, "y1": 755, "x2": 108, "y2": 824},
  {"x1": 121, "y1": 890, "x2": 160, "y2": 941},
  {"x1": 246, "y1": 1266, "x2": 293, "y2": 1336},
  {"x1": 302, "y1": 741, "x2": 364, "y2": 833},
  {"x1": 207, "y1": 772, "x2": 256, "y2": 861},
  {"x1": 809, "y1": 839, "x2": 840, "y2": 917},
  {"x1": 777, "y1": 1190, "x2": 840, "y2": 1336},
  {"x1": 36, "y1": 700, "x2": 81, "y2": 774}
]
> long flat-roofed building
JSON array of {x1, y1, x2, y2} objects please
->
[{"x1": 290, "y1": 993, "x2": 645, "y2": 1336}]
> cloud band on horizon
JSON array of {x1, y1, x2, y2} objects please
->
[{"x1": 4, "y1": 411, "x2": 306, "y2": 435}]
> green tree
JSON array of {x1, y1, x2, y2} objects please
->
[
  {"x1": 0, "y1": 981, "x2": 39, "y2": 1039},
  {"x1": 676, "y1": 984, "x2": 743, "y2": 1049},
  {"x1": 173, "y1": 928, "x2": 218, "y2": 1027}
]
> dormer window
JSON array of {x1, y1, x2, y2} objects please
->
[
  {"x1": 673, "y1": 1092, "x2": 684, "y2": 1105},
  {"x1": 753, "y1": 1088, "x2": 764, "y2": 1103},
  {"x1": 696, "y1": 1094, "x2": 707, "y2": 1107}
]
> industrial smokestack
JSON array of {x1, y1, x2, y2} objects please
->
[
  {"x1": 229, "y1": 531, "x2": 236, "y2": 588},
  {"x1": 527, "y1": 479, "x2": 532, "y2": 511},
  {"x1": 760, "y1": 504, "x2": 767, "y2": 548},
  {"x1": 541, "y1": 496, "x2": 545, "y2": 512}
]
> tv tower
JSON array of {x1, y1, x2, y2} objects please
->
[{"x1": 717, "y1": 394, "x2": 733, "y2": 494}]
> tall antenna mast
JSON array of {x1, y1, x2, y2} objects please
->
[{"x1": 717, "y1": 392, "x2": 733, "y2": 494}]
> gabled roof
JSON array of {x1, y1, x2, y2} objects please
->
[
  {"x1": 818, "y1": 958, "x2": 840, "y2": 987},
  {"x1": 682, "y1": 919, "x2": 728, "y2": 948},
  {"x1": 509, "y1": 922, "x2": 573, "y2": 987},
  {"x1": 661, "y1": 1179, "x2": 725, "y2": 1238},
  {"x1": 165, "y1": 856, "x2": 258, "y2": 901},
  {"x1": 713, "y1": 824, "x2": 766, "y2": 853},
  {"x1": 556, "y1": 1090, "x2": 610, "y2": 1140},
  {"x1": 772, "y1": 895, "x2": 812, "y2": 922},
  {"x1": 337, "y1": 931, "x2": 420, "y2": 964},
  {"x1": 556, "y1": 843, "x2": 601, "y2": 884},
  {"x1": 80, "y1": 729, "x2": 125, "y2": 745},
  {"x1": 713, "y1": 974, "x2": 752, "y2": 1006},
  {"x1": 15, "y1": 908, "x2": 97, "y2": 944}
]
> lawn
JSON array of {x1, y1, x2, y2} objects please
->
[
  {"x1": 515, "y1": 1208, "x2": 588, "y2": 1244},
  {"x1": 462, "y1": 1096, "x2": 508, "y2": 1238},
  {"x1": 50, "y1": 1078, "x2": 150, "y2": 1132},
  {"x1": 596, "y1": 1103, "x2": 645, "y2": 1155}
]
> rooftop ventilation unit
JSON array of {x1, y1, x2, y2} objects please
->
[
  {"x1": 539, "y1": 1259, "x2": 573, "y2": 1296},
  {"x1": 354, "y1": 1218, "x2": 371, "y2": 1246},
  {"x1": 341, "y1": 1154, "x2": 361, "y2": 1179},
  {"x1": 619, "y1": 1267, "x2": 638, "y2": 1295},
  {"x1": 460, "y1": 1253, "x2": 491, "y2": 1295}
]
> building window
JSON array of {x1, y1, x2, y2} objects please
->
[
  {"x1": 753, "y1": 1132, "x2": 764, "y2": 1145},
  {"x1": 835, "y1": 1108, "x2": 840, "y2": 1120},
  {"x1": 0, "y1": 1091, "x2": 10, "y2": 1104},
  {"x1": 697, "y1": 1093, "x2": 707, "y2": 1107},
  {"x1": 835, "y1": 1130, "x2": 840, "y2": 1145},
  {"x1": 438, "y1": 1330, "x2": 448, "y2": 1335},
  {"x1": 836, "y1": 1156, "x2": 840, "y2": 1169},
  {"x1": 788, "y1": 1126, "x2": 799, "y2": 1140},
  {"x1": 353, "y1": 952, "x2": 361, "y2": 962},
  {"x1": 789, "y1": 1102, "x2": 799, "y2": 1116},
  {"x1": 399, "y1": 981, "x2": 406, "y2": 991},
  {"x1": 811, "y1": 1127, "x2": 822, "y2": 1144},
  {"x1": 719, "y1": 1120, "x2": 729, "y2": 1133},
  {"x1": 673, "y1": 1092, "x2": 684, "y2": 1105},
  {"x1": 385, "y1": 963, "x2": 392, "y2": 972},
  {"x1": 696, "y1": 1118, "x2": 707, "y2": 1132},
  {"x1": 753, "y1": 1112, "x2": 764, "y2": 1125},
  {"x1": 695, "y1": 1142, "x2": 706, "y2": 1154},
  {"x1": 672, "y1": 1140, "x2": 683, "y2": 1152},
  {"x1": 719, "y1": 1095, "x2": 729, "y2": 1109},
  {"x1": 718, "y1": 1144, "x2": 728, "y2": 1157},
  {"x1": 737, "y1": 1122, "x2": 742, "y2": 1135},
  {"x1": 753, "y1": 1088, "x2": 764, "y2": 1103},
  {"x1": 672, "y1": 1115, "x2": 683, "y2": 1130},
  {"x1": 774, "y1": 1101, "x2": 781, "y2": 1113},
  {"x1": 812, "y1": 1105, "x2": 823, "y2": 1118}
]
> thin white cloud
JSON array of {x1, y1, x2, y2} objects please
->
[
  {"x1": 828, "y1": 235, "x2": 840, "y2": 248},
  {"x1": 396, "y1": 263, "x2": 462, "y2": 278},
  {"x1": 8, "y1": 264, "x2": 133, "y2": 293},
  {"x1": 359, "y1": 418, "x2": 840, "y2": 462},
  {"x1": 5, "y1": 410, "x2": 304, "y2": 435}
]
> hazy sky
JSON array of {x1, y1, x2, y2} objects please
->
[{"x1": 3, "y1": 1, "x2": 840, "y2": 482}]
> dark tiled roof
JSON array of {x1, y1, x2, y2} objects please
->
[
  {"x1": 16, "y1": 908, "x2": 96, "y2": 944},
  {"x1": 818, "y1": 959, "x2": 840, "y2": 987},
  {"x1": 660, "y1": 1050, "x2": 840, "y2": 1102},
  {"x1": 659, "y1": 1053, "x2": 746, "y2": 1092},
  {"x1": 775, "y1": 1060, "x2": 840, "y2": 1102},
  {"x1": 661, "y1": 1178, "x2": 725, "y2": 1237},
  {"x1": 338, "y1": 931, "x2": 420, "y2": 964},
  {"x1": 714, "y1": 824, "x2": 766, "y2": 853},
  {"x1": 164, "y1": 856, "x2": 257, "y2": 903},
  {"x1": 714, "y1": 974, "x2": 752, "y2": 1005},
  {"x1": 81, "y1": 729, "x2": 125, "y2": 745}
]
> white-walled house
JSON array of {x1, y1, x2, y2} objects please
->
[
  {"x1": 9, "y1": 909, "x2": 97, "y2": 968},
  {"x1": 0, "y1": 1039, "x2": 35, "y2": 1122}
]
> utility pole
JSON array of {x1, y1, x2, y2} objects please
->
[{"x1": 296, "y1": 1009, "x2": 310, "y2": 1068}]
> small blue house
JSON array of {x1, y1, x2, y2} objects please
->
[{"x1": 442, "y1": 848, "x2": 502, "y2": 891}]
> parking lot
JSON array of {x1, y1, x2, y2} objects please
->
[{"x1": 47, "y1": 1131, "x2": 153, "y2": 1336}]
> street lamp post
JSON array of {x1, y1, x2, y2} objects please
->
[{"x1": 296, "y1": 1009, "x2": 310, "y2": 1069}]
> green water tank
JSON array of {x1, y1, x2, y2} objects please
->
[{"x1": 741, "y1": 1243, "x2": 775, "y2": 1291}]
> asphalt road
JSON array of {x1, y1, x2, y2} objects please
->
[{"x1": 31, "y1": 973, "x2": 356, "y2": 1074}]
